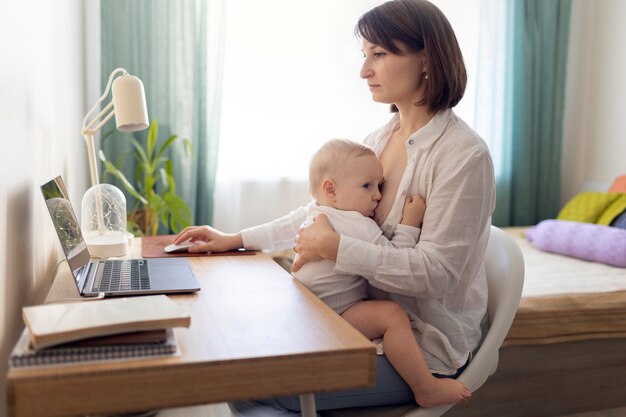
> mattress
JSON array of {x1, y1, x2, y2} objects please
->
[{"x1": 503, "y1": 227, "x2": 626, "y2": 346}]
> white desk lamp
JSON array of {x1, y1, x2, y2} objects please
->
[{"x1": 81, "y1": 68, "x2": 149, "y2": 258}]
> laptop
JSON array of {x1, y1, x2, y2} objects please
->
[{"x1": 41, "y1": 175, "x2": 201, "y2": 298}]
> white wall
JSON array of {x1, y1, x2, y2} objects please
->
[
  {"x1": 562, "y1": 0, "x2": 626, "y2": 203},
  {"x1": 0, "y1": 1, "x2": 87, "y2": 414}
]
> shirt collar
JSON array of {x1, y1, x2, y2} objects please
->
[{"x1": 386, "y1": 108, "x2": 454, "y2": 150}]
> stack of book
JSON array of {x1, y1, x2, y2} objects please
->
[{"x1": 10, "y1": 295, "x2": 191, "y2": 367}]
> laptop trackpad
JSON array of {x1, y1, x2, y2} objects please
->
[{"x1": 149, "y1": 260, "x2": 200, "y2": 291}]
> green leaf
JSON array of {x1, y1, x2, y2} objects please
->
[
  {"x1": 130, "y1": 137, "x2": 150, "y2": 169},
  {"x1": 155, "y1": 134, "x2": 179, "y2": 162},
  {"x1": 127, "y1": 220, "x2": 144, "y2": 237},
  {"x1": 146, "y1": 118, "x2": 158, "y2": 161},
  {"x1": 164, "y1": 160, "x2": 173, "y2": 176},
  {"x1": 164, "y1": 161, "x2": 176, "y2": 194},
  {"x1": 99, "y1": 150, "x2": 147, "y2": 204},
  {"x1": 163, "y1": 192, "x2": 193, "y2": 233},
  {"x1": 158, "y1": 167, "x2": 171, "y2": 193}
]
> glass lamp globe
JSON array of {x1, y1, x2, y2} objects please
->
[{"x1": 81, "y1": 183, "x2": 129, "y2": 258}]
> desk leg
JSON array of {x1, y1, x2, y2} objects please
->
[{"x1": 299, "y1": 393, "x2": 317, "y2": 417}]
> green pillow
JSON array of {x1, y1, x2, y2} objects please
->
[{"x1": 557, "y1": 192, "x2": 622, "y2": 223}]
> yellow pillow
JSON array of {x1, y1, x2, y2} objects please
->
[
  {"x1": 557, "y1": 192, "x2": 622, "y2": 223},
  {"x1": 597, "y1": 193, "x2": 626, "y2": 225}
]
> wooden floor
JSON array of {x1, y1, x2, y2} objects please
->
[{"x1": 158, "y1": 403, "x2": 626, "y2": 417}]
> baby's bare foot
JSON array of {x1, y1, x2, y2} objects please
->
[{"x1": 414, "y1": 378, "x2": 471, "y2": 408}]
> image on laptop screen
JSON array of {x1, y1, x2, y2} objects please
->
[{"x1": 41, "y1": 176, "x2": 91, "y2": 278}]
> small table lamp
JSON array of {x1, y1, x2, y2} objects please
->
[{"x1": 81, "y1": 68, "x2": 149, "y2": 258}]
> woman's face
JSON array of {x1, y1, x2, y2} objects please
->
[{"x1": 360, "y1": 39, "x2": 426, "y2": 108}]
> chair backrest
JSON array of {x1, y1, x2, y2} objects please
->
[
  {"x1": 407, "y1": 226, "x2": 525, "y2": 417},
  {"x1": 481, "y1": 226, "x2": 525, "y2": 363}
]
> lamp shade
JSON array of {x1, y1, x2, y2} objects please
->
[{"x1": 112, "y1": 74, "x2": 149, "y2": 132}]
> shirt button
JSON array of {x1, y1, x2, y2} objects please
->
[
  {"x1": 401, "y1": 190, "x2": 407, "y2": 197},
  {"x1": 408, "y1": 139, "x2": 414, "y2": 145}
]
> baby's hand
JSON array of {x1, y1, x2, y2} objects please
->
[{"x1": 401, "y1": 195, "x2": 426, "y2": 227}]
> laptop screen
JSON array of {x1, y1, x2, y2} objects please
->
[{"x1": 41, "y1": 176, "x2": 91, "y2": 282}]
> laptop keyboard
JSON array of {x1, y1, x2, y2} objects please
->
[{"x1": 96, "y1": 260, "x2": 151, "y2": 292}]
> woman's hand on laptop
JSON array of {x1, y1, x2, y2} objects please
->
[{"x1": 173, "y1": 226, "x2": 243, "y2": 253}]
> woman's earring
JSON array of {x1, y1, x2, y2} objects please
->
[{"x1": 424, "y1": 73, "x2": 429, "y2": 80}]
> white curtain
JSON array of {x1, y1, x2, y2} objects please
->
[{"x1": 213, "y1": 0, "x2": 482, "y2": 232}]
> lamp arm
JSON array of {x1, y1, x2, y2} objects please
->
[
  {"x1": 83, "y1": 133, "x2": 100, "y2": 187},
  {"x1": 82, "y1": 99, "x2": 115, "y2": 187},
  {"x1": 83, "y1": 101, "x2": 114, "y2": 133},
  {"x1": 82, "y1": 102, "x2": 115, "y2": 135},
  {"x1": 81, "y1": 67, "x2": 129, "y2": 190},
  {"x1": 83, "y1": 131, "x2": 107, "y2": 234},
  {"x1": 90, "y1": 110, "x2": 117, "y2": 135},
  {"x1": 82, "y1": 67, "x2": 128, "y2": 130}
]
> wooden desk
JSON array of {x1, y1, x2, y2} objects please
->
[{"x1": 6, "y1": 239, "x2": 376, "y2": 417}]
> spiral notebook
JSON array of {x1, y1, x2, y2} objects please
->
[{"x1": 9, "y1": 328, "x2": 179, "y2": 367}]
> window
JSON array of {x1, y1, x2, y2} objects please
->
[{"x1": 214, "y1": 0, "x2": 481, "y2": 230}]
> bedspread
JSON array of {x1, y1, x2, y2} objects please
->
[{"x1": 503, "y1": 227, "x2": 626, "y2": 346}]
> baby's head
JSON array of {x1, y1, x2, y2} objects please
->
[{"x1": 309, "y1": 139, "x2": 383, "y2": 218}]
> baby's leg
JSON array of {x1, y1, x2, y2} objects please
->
[{"x1": 342, "y1": 300, "x2": 471, "y2": 408}]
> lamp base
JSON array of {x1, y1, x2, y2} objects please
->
[{"x1": 84, "y1": 231, "x2": 129, "y2": 258}]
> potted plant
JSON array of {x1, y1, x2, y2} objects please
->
[{"x1": 99, "y1": 118, "x2": 193, "y2": 236}]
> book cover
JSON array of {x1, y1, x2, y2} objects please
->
[
  {"x1": 10, "y1": 328, "x2": 179, "y2": 367},
  {"x1": 22, "y1": 294, "x2": 190, "y2": 349}
]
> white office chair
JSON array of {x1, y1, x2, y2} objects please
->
[{"x1": 324, "y1": 226, "x2": 525, "y2": 417}]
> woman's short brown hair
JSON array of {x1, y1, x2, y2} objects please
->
[{"x1": 356, "y1": 0, "x2": 466, "y2": 113}]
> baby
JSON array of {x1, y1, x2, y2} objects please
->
[{"x1": 292, "y1": 138, "x2": 470, "y2": 407}]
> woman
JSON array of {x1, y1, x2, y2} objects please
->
[{"x1": 174, "y1": 0, "x2": 495, "y2": 413}]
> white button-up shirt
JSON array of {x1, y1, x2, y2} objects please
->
[{"x1": 242, "y1": 109, "x2": 495, "y2": 374}]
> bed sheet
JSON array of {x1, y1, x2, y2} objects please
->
[
  {"x1": 503, "y1": 227, "x2": 626, "y2": 346},
  {"x1": 505, "y1": 227, "x2": 626, "y2": 297}
]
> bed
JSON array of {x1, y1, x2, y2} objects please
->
[{"x1": 445, "y1": 227, "x2": 626, "y2": 417}]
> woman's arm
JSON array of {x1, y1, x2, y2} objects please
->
[
  {"x1": 175, "y1": 202, "x2": 313, "y2": 253},
  {"x1": 291, "y1": 197, "x2": 422, "y2": 271},
  {"x1": 292, "y1": 214, "x2": 339, "y2": 271},
  {"x1": 174, "y1": 225, "x2": 243, "y2": 253}
]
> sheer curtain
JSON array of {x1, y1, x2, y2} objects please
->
[
  {"x1": 100, "y1": 0, "x2": 226, "y2": 227},
  {"x1": 213, "y1": 0, "x2": 481, "y2": 232}
]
